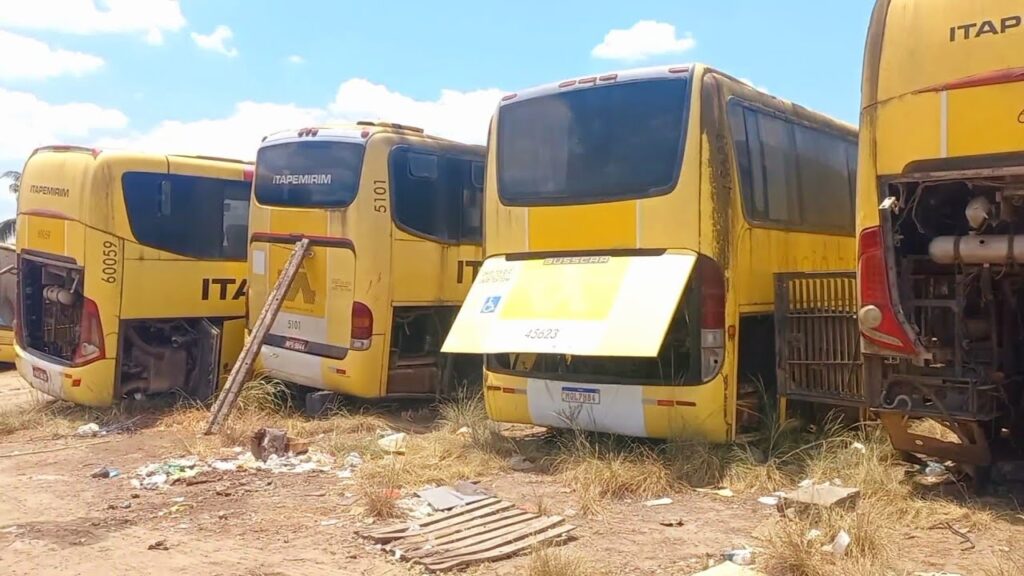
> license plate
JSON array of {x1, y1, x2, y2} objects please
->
[
  {"x1": 32, "y1": 366, "x2": 49, "y2": 383},
  {"x1": 283, "y1": 338, "x2": 308, "y2": 352},
  {"x1": 561, "y1": 386, "x2": 599, "y2": 405}
]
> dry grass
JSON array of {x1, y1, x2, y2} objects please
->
[
  {"x1": 356, "y1": 459, "x2": 404, "y2": 519},
  {"x1": 981, "y1": 549, "x2": 1024, "y2": 576},
  {"x1": 526, "y1": 545, "x2": 605, "y2": 576},
  {"x1": 552, "y1": 430, "x2": 676, "y2": 514}
]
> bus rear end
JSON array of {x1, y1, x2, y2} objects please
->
[
  {"x1": 444, "y1": 68, "x2": 732, "y2": 441},
  {"x1": 248, "y1": 131, "x2": 359, "y2": 394},
  {"x1": 858, "y1": 0, "x2": 1024, "y2": 469}
]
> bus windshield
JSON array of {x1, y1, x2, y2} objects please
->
[
  {"x1": 254, "y1": 140, "x2": 364, "y2": 208},
  {"x1": 497, "y1": 77, "x2": 689, "y2": 205}
]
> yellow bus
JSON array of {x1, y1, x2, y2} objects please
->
[
  {"x1": 856, "y1": 0, "x2": 1024, "y2": 470},
  {"x1": 15, "y1": 146, "x2": 250, "y2": 407},
  {"x1": 0, "y1": 243, "x2": 15, "y2": 363},
  {"x1": 247, "y1": 122, "x2": 484, "y2": 412},
  {"x1": 443, "y1": 64, "x2": 859, "y2": 441}
]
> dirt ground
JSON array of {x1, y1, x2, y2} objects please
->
[{"x1": 1, "y1": 369, "x2": 1023, "y2": 576}]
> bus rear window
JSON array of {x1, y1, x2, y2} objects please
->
[
  {"x1": 254, "y1": 140, "x2": 364, "y2": 208},
  {"x1": 497, "y1": 77, "x2": 689, "y2": 206},
  {"x1": 123, "y1": 172, "x2": 251, "y2": 261}
]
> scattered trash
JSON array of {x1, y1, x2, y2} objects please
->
[
  {"x1": 757, "y1": 496, "x2": 779, "y2": 506},
  {"x1": 850, "y1": 441, "x2": 867, "y2": 453},
  {"x1": 75, "y1": 423, "x2": 101, "y2": 437},
  {"x1": 781, "y1": 482, "x2": 860, "y2": 510},
  {"x1": 797, "y1": 478, "x2": 814, "y2": 488},
  {"x1": 107, "y1": 501, "x2": 132, "y2": 510},
  {"x1": 343, "y1": 452, "x2": 364, "y2": 468},
  {"x1": 378, "y1": 432, "x2": 408, "y2": 454},
  {"x1": 250, "y1": 427, "x2": 309, "y2": 461},
  {"x1": 141, "y1": 473, "x2": 169, "y2": 491},
  {"x1": 90, "y1": 466, "x2": 120, "y2": 479},
  {"x1": 132, "y1": 450, "x2": 338, "y2": 490},
  {"x1": 805, "y1": 528, "x2": 823, "y2": 541},
  {"x1": 417, "y1": 485, "x2": 489, "y2": 511},
  {"x1": 397, "y1": 496, "x2": 434, "y2": 519},
  {"x1": 830, "y1": 530, "x2": 851, "y2": 557},
  {"x1": 148, "y1": 539, "x2": 169, "y2": 551},
  {"x1": 320, "y1": 519, "x2": 340, "y2": 526},
  {"x1": 659, "y1": 517, "x2": 685, "y2": 527},
  {"x1": 643, "y1": 497, "x2": 673, "y2": 507},
  {"x1": 453, "y1": 480, "x2": 491, "y2": 498},
  {"x1": 456, "y1": 426, "x2": 471, "y2": 435},
  {"x1": 924, "y1": 462, "x2": 947, "y2": 477},
  {"x1": 506, "y1": 455, "x2": 535, "y2": 472},
  {"x1": 696, "y1": 487, "x2": 735, "y2": 498},
  {"x1": 723, "y1": 548, "x2": 754, "y2": 566},
  {"x1": 694, "y1": 561, "x2": 765, "y2": 575}
]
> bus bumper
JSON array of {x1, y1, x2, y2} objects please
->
[
  {"x1": 257, "y1": 341, "x2": 387, "y2": 398},
  {"x1": 15, "y1": 344, "x2": 117, "y2": 407}
]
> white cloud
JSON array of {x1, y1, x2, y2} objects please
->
[
  {"x1": 97, "y1": 102, "x2": 324, "y2": 160},
  {"x1": 287, "y1": 55, "x2": 305, "y2": 65},
  {"x1": 0, "y1": 0, "x2": 186, "y2": 45},
  {"x1": 738, "y1": 78, "x2": 769, "y2": 93},
  {"x1": 191, "y1": 25, "x2": 238, "y2": 57},
  {"x1": 0, "y1": 30, "x2": 104, "y2": 80},
  {"x1": 0, "y1": 87, "x2": 128, "y2": 164},
  {"x1": 98, "y1": 79, "x2": 501, "y2": 162},
  {"x1": 328, "y1": 79, "x2": 502, "y2": 145},
  {"x1": 591, "y1": 20, "x2": 696, "y2": 62}
]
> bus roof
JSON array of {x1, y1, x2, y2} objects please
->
[
  {"x1": 863, "y1": 0, "x2": 1024, "y2": 108},
  {"x1": 259, "y1": 121, "x2": 467, "y2": 148},
  {"x1": 498, "y1": 62, "x2": 856, "y2": 135},
  {"x1": 29, "y1": 145, "x2": 252, "y2": 167}
]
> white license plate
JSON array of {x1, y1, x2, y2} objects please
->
[
  {"x1": 561, "y1": 387, "x2": 600, "y2": 405},
  {"x1": 283, "y1": 338, "x2": 308, "y2": 352}
]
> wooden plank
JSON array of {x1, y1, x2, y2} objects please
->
[
  {"x1": 359, "y1": 497, "x2": 503, "y2": 537},
  {"x1": 205, "y1": 238, "x2": 310, "y2": 435},
  {"x1": 412, "y1": 516, "x2": 564, "y2": 564},
  {"x1": 399, "y1": 513, "x2": 539, "y2": 559},
  {"x1": 422, "y1": 524, "x2": 577, "y2": 572},
  {"x1": 387, "y1": 509, "x2": 536, "y2": 551},
  {"x1": 363, "y1": 501, "x2": 514, "y2": 543}
]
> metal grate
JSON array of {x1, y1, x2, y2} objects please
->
[{"x1": 774, "y1": 271, "x2": 864, "y2": 406}]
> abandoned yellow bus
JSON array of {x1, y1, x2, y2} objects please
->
[
  {"x1": 856, "y1": 0, "x2": 1024, "y2": 471},
  {"x1": 443, "y1": 64, "x2": 859, "y2": 441},
  {"x1": 16, "y1": 146, "x2": 251, "y2": 407},
  {"x1": 0, "y1": 243, "x2": 15, "y2": 363},
  {"x1": 248, "y1": 122, "x2": 484, "y2": 412}
]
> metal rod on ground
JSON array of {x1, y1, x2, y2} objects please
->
[{"x1": 205, "y1": 238, "x2": 310, "y2": 435}]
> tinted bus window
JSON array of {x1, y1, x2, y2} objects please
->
[
  {"x1": 389, "y1": 147, "x2": 483, "y2": 244},
  {"x1": 497, "y1": 78, "x2": 689, "y2": 205},
  {"x1": 728, "y1": 100, "x2": 856, "y2": 234},
  {"x1": 122, "y1": 172, "x2": 251, "y2": 260},
  {"x1": 254, "y1": 140, "x2": 364, "y2": 208}
]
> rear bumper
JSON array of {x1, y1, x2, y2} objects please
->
[
  {"x1": 257, "y1": 340, "x2": 386, "y2": 397},
  {"x1": 15, "y1": 344, "x2": 116, "y2": 406}
]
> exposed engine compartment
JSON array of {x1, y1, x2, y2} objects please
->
[
  {"x1": 387, "y1": 306, "x2": 478, "y2": 395},
  {"x1": 20, "y1": 257, "x2": 86, "y2": 362},
  {"x1": 118, "y1": 319, "x2": 221, "y2": 400},
  {"x1": 875, "y1": 176, "x2": 1024, "y2": 460}
]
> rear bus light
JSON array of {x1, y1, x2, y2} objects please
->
[
  {"x1": 73, "y1": 297, "x2": 105, "y2": 365},
  {"x1": 857, "y1": 226, "x2": 917, "y2": 355},
  {"x1": 351, "y1": 301, "x2": 373, "y2": 351},
  {"x1": 698, "y1": 257, "x2": 725, "y2": 381}
]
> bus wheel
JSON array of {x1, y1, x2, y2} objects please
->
[{"x1": 305, "y1": 390, "x2": 341, "y2": 419}]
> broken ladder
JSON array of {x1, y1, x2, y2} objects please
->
[{"x1": 205, "y1": 238, "x2": 310, "y2": 435}]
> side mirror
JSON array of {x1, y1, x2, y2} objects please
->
[{"x1": 159, "y1": 180, "x2": 172, "y2": 215}]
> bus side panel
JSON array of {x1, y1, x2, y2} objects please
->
[
  {"x1": 120, "y1": 259, "x2": 247, "y2": 319},
  {"x1": 390, "y1": 236, "x2": 481, "y2": 304}
]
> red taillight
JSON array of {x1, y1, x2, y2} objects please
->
[
  {"x1": 857, "y1": 226, "x2": 917, "y2": 355},
  {"x1": 73, "y1": 297, "x2": 105, "y2": 365},
  {"x1": 697, "y1": 257, "x2": 725, "y2": 380},
  {"x1": 243, "y1": 165, "x2": 254, "y2": 182},
  {"x1": 351, "y1": 301, "x2": 373, "y2": 344}
]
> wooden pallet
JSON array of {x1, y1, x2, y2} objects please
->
[{"x1": 358, "y1": 497, "x2": 577, "y2": 572}]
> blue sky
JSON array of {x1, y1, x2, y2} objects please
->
[{"x1": 0, "y1": 0, "x2": 874, "y2": 218}]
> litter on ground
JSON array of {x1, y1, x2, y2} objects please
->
[{"x1": 131, "y1": 449, "x2": 344, "y2": 490}]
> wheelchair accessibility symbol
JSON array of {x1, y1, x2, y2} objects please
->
[{"x1": 480, "y1": 296, "x2": 502, "y2": 314}]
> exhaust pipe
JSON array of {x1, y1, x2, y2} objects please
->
[
  {"x1": 43, "y1": 285, "x2": 78, "y2": 306},
  {"x1": 929, "y1": 235, "x2": 1024, "y2": 264}
]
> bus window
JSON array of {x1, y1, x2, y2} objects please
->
[
  {"x1": 390, "y1": 148, "x2": 482, "y2": 244},
  {"x1": 122, "y1": 172, "x2": 251, "y2": 260},
  {"x1": 728, "y1": 101, "x2": 856, "y2": 234},
  {"x1": 254, "y1": 140, "x2": 364, "y2": 208},
  {"x1": 497, "y1": 78, "x2": 689, "y2": 205}
]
